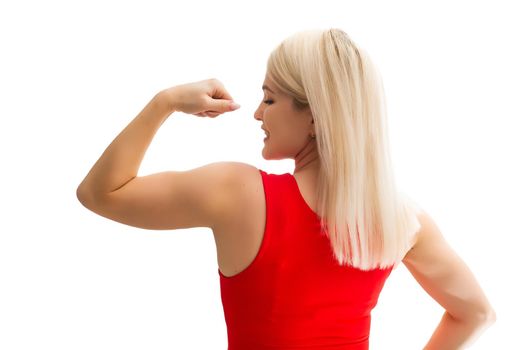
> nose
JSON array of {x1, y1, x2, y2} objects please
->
[{"x1": 254, "y1": 103, "x2": 263, "y2": 121}]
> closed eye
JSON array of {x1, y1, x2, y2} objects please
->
[{"x1": 263, "y1": 99, "x2": 274, "y2": 105}]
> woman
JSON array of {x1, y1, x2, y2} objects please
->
[{"x1": 77, "y1": 28, "x2": 496, "y2": 349}]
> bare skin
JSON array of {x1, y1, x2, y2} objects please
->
[
  {"x1": 253, "y1": 75, "x2": 497, "y2": 347},
  {"x1": 254, "y1": 76, "x2": 320, "y2": 174},
  {"x1": 253, "y1": 75, "x2": 321, "y2": 212},
  {"x1": 77, "y1": 76, "x2": 496, "y2": 347}
]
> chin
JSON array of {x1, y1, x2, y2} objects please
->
[{"x1": 262, "y1": 148, "x2": 274, "y2": 160}]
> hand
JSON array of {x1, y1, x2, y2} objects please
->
[{"x1": 162, "y1": 78, "x2": 240, "y2": 117}]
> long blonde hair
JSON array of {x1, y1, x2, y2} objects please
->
[{"x1": 267, "y1": 28, "x2": 422, "y2": 271}]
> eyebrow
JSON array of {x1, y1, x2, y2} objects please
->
[{"x1": 262, "y1": 85, "x2": 275, "y2": 93}]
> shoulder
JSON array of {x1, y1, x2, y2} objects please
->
[
  {"x1": 403, "y1": 209, "x2": 435, "y2": 256},
  {"x1": 209, "y1": 161, "x2": 264, "y2": 229},
  {"x1": 210, "y1": 161, "x2": 263, "y2": 205},
  {"x1": 212, "y1": 161, "x2": 261, "y2": 186},
  {"x1": 402, "y1": 208, "x2": 453, "y2": 269}
]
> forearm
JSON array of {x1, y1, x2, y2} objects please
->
[
  {"x1": 423, "y1": 311, "x2": 495, "y2": 350},
  {"x1": 77, "y1": 91, "x2": 173, "y2": 197}
]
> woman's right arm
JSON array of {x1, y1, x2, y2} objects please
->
[{"x1": 402, "y1": 209, "x2": 496, "y2": 349}]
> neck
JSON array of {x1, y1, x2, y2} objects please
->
[{"x1": 294, "y1": 137, "x2": 319, "y2": 174}]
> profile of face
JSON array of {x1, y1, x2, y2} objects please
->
[{"x1": 253, "y1": 75, "x2": 316, "y2": 161}]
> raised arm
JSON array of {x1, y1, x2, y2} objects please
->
[{"x1": 402, "y1": 209, "x2": 496, "y2": 349}]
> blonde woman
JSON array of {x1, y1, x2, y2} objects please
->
[{"x1": 77, "y1": 28, "x2": 496, "y2": 349}]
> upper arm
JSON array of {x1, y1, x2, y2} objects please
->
[
  {"x1": 77, "y1": 161, "x2": 250, "y2": 230},
  {"x1": 402, "y1": 209, "x2": 496, "y2": 322}
]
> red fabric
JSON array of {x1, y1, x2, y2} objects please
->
[{"x1": 218, "y1": 170, "x2": 394, "y2": 349}]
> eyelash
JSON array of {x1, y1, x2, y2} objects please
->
[{"x1": 263, "y1": 99, "x2": 274, "y2": 105}]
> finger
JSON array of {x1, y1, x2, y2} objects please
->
[
  {"x1": 210, "y1": 79, "x2": 234, "y2": 101},
  {"x1": 194, "y1": 111, "x2": 220, "y2": 118},
  {"x1": 216, "y1": 89, "x2": 234, "y2": 101},
  {"x1": 206, "y1": 96, "x2": 240, "y2": 113},
  {"x1": 206, "y1": 111, "x2": 220, "y2": 117}
]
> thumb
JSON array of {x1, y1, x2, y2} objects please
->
[{"x1": 209, "y1": 98, "x2": 241, "y2": 112}]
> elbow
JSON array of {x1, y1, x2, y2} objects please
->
[
  {"x1": 476, "y1": 301, "x2": 497, "y2": 325},
  {"x1": 76, "y1": 185, "x2": 94, "y2": 206},
  {"x1": 451, "y1": 304, "x2": 496, "y2": 326},
  {"x1": 483, "y1": 308, "x2": 497, "y2": 325},
  {"x1": 76, "y1": 185, "x2": 87, "y2": 203},
  {"x1": 468, "y1": 306, "x2": 497, "y2": 326}
]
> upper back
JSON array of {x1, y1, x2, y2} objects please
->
[{"x1": 218, "y1": 168, "x2": 395, "y2": 349}]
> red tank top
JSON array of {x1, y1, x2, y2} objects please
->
[{"x1": 218, "y1": 169, "x2": 394, "y2": 349}]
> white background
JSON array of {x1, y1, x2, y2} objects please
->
[{"x1": 1, "y1": 0, "x2": 523, "y2": 349}]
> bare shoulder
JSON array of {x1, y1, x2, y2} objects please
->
[
  {"x1": 212, "y1": 161, "x2": 263, "y2": 217},
  {"x1": 402, "y1": 208, "x2": 496, "y2": 321},
  {"x1": 402, "y1": 208, "x2": 454, "y2": 265},
  {"x1": 217, "y1": 161, "x2": 261, "y2": 189},
  {"x1": 209, "y1": 161, "x2": 266, "y2": 253}
]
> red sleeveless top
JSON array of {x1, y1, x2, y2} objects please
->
[{"x1": 218, "y1": 169, "x2": 394, "y2": 349}]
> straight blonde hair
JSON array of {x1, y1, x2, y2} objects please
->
[{"x1": 267, "y1": 28, "x2": 422, "y2": 271}]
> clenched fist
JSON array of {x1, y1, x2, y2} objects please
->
[{"x1": 161, "y1": 78, "x2": 240, "y2": 117}]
